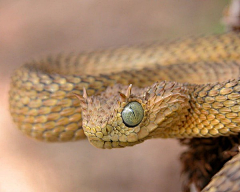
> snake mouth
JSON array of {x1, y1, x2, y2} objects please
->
[
  {"x1": 88, "y1": 136, "x2": 144, "y2": 149},
  {"x1": 88, "y1": 137, "x2": 121, "y2": 149}
]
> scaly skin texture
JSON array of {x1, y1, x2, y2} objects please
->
[
  {"x1": 9, "y1": 32, "x2": 240, "y2": 191},
  {"x1": 203, "y1": 152, "x2": 240, "y2": 192},
  {"x1": 82, "y1": 78, "x2": 240, "y2": 149}
]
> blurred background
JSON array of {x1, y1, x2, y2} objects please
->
[{"x1": 0, "y1": 0, "x2": 228, "y2": 192}]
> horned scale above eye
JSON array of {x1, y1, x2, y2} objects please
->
[{"x1": 121, "y1": 101, "x2": 144, "y2": 127}]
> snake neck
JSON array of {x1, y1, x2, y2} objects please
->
[
  {"x1": 189, "y1": 79, "x2": 240, "y2": 137},
  {"x1": 150, "y1": 79, "x2": 240, "y2": 139}
]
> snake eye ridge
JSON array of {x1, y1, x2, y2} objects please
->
[{"x1": 121, "y1": 101, "x2": 144, "y2": 127}]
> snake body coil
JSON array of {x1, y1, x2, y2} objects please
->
[{"x1": 9, "y1": 32, "x2": 240, "y2": 191}]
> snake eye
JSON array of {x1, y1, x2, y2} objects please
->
[{"x1": 121, "y1": 101, "x2": 144, "y2": 127}]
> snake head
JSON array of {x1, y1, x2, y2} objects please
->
[{"x1": 78, "y1": 82, "x2": 190, "y2": 149}]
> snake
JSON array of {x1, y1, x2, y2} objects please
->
[{"x1": 9, "y1": 32, "x2": 240, "y2": 191}]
